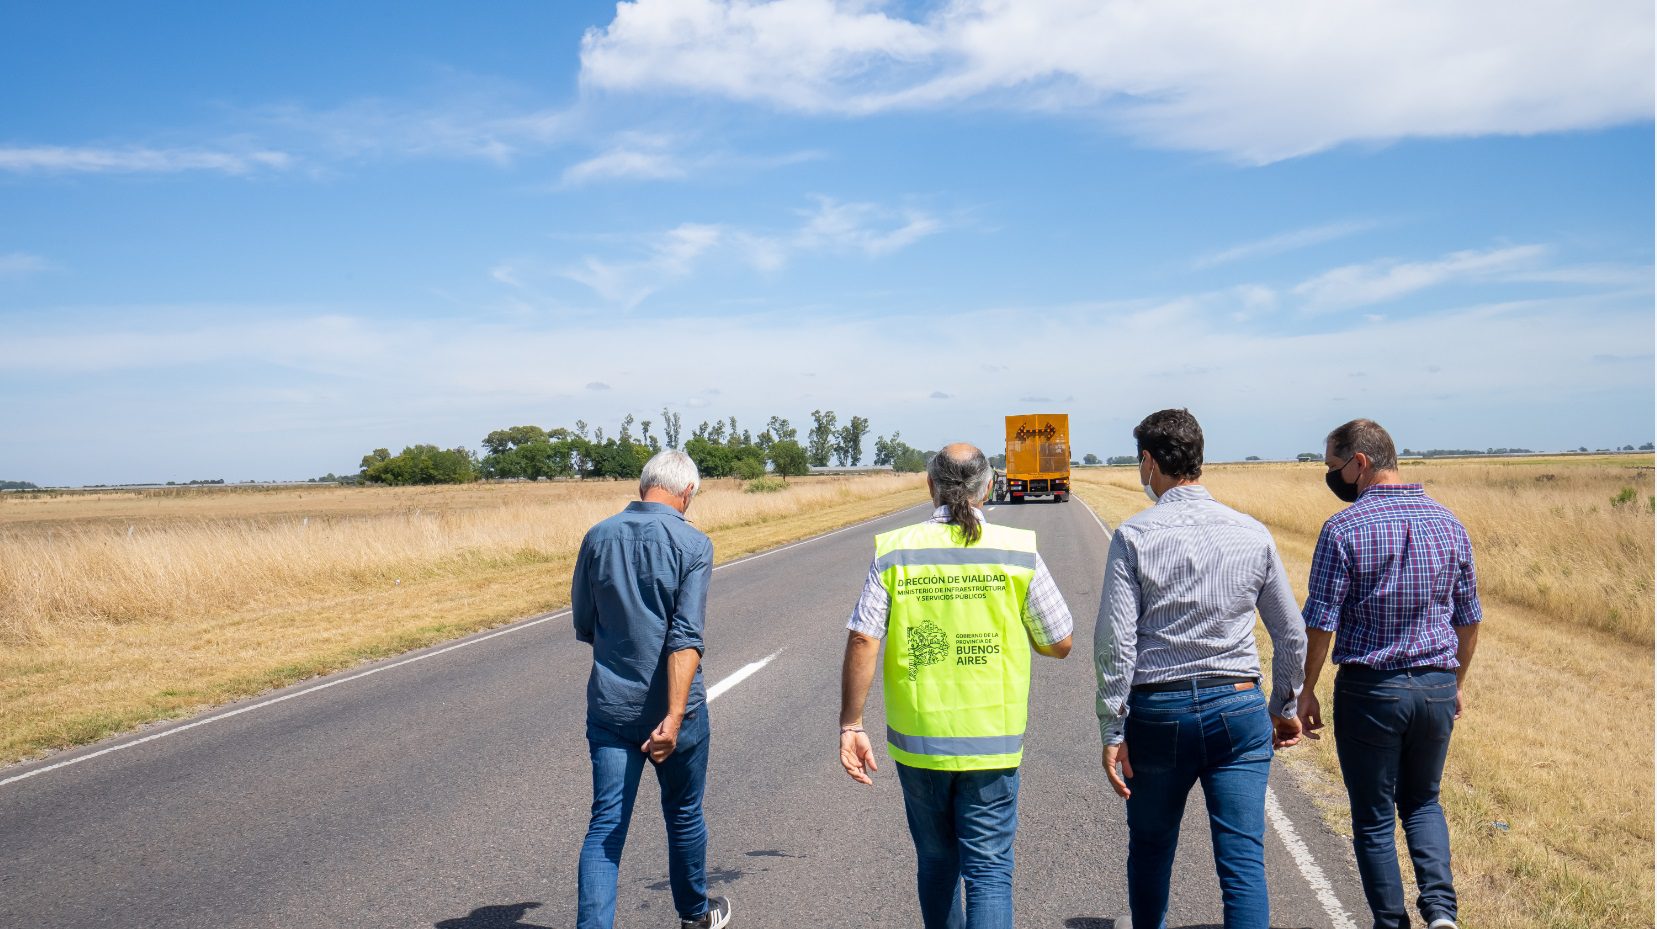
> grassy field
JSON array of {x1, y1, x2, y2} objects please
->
[
  {"x1": 0, "y1": 473, "x2": 926, "y2": 766},
  {"x1": 1071, "y1": 455, "x2": 1655, "y2": 929}
]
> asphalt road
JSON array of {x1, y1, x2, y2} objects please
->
[{"x1": 0, "y1": 495, "x2": 1370, "y2": 929}]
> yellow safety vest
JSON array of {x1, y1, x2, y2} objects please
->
[{"x1": 876, "y1": 520, "x2": 1038, "y2": 771}]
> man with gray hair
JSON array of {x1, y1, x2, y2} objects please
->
[
  {"x1": 572, "y1": 449, "x2": 731, "y2": 929},
  {"x1": 839, "y1": 442, "x2": 1073, "y2": 929}
]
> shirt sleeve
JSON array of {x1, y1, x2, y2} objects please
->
[
  {"x1": 1451, "y1": 525, "x2": 1483, "y2": 626},
  {"x1": 572, "y1": 535, "x2": 596, "y2": 644},
  {"x1": 1256, "y1": 539, "x2": 1307, "y2": 718},
  {"x1": 1301, "y1": 522, "x2": 1350, "y2": 632},
  {"x1": 665, "y1": 536, "x2": 712, "y2": 654},
  {"x1": 1094, "y1": 531, "x2": 1140, "y2": 746},
  {"x1": 847, "y1": 558, "x2": 890, "y2": 639},
  {"x1": 1022, "y1": 556, "x2": 1074, "y2": 647}
]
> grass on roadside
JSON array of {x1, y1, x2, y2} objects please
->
[
  {"x1": 0, "y1": 474, "x2": 927, "y2": 766},
  {"x1": 1071, "y1": 455, "x2": 1654, "y2": 929}
]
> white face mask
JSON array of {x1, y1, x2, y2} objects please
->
[{"x1": 1143, "y1": 482, "x2": 1160, "y2": 503}]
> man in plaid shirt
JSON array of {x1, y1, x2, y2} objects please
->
[{"x1": 1300, "y1": 419, "x2": 1481, "y2": 929}]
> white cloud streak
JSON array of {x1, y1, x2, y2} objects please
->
[
  {"x1": 0, "y1": 253, "x2": 54, "y2": 278},
  {"x1": 0, "y1": 145, "x2": 291, "y2": 175},
  {"x1": 581, "y1": 0, "x2": 1654, "y2": 163},
  {"x1": 1293, "y1": 244, "x2": 1551, "y2": 313},
  {"x1": 1193, "y1": 221, "x2": 1379, "y2": 269}
]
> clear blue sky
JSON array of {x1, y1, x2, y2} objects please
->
[{"x1": 1, "y1": 1, "x2": 1652, "y2": 484}]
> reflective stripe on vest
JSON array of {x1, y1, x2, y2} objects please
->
[{"x1": 876, "y1": 520, "x2": 1038, "y2": 772}]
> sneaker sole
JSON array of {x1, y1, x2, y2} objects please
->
[{"x1": 709, "y1": 901, "x2": 731, "y2": 929}]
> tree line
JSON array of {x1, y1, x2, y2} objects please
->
[{"x1": 359, "y1": 410, "x2": 937, "y2": 486}]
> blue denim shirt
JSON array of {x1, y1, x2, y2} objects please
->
[{"x1": 573, "y1": 500, "x2": 712, "y2": 728}]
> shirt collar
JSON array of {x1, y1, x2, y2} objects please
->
[
  {"x1": 1155, "y1": 485, "x2": 1212, "y2": 504},
  {"x1": 1358, "y1": 483, "x2": 1425, "y2": 499},
  {"x1": 626, "y1": 500, "x2": 687, "y2": 520},
  {"x1": 930, "y1": 504, "x2": 989, "y2": 523}
]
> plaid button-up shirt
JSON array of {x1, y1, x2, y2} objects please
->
[
  {"x1": 1303, "y1": 484, "x2": 1482, "y2": 669},
  {"x1": 848, "y1": 506, "x2": 1074, "y2": 647}
]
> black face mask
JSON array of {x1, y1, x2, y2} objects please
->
[{"x1": 1325, "y1": 455, "x2": 1361, "y2": 503}]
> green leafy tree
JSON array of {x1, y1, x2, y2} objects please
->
[
  {"x1": 733, "y1": 456, "x2": 766, "y2": 480},
  {"x1": 1082, "y1": 453, "x2": 1101, "y2": 465},
  {"x1": 661, "y1": 409, "x2": 682, "y2": 449},
  {"x1": 684, "y1": 436, "x2": 735, "y2": 478},
  {"x1": 834, "y1": 415, "x2": 870, "y2": 466},
  {"x1": 767, "y1": 416, "x2": 797, "y2": 444},
  {"x1": 893, "y1": 447, "x2": 929, "y2": 472},
  {"x1": 362, "y1": 445, "x2": 478, "y2": 485},
  {"x1": 808, "y1": 410, "x2": 837, "y2": 467},
  {"x1": 768, "y1": 440, "x2": 810, "y2": 478}
]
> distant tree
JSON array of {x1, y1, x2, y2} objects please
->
[
  {"x1": 988, "y1": 453, "x2": 1006, "y2": 469},
  {"x1": 1296, "y1": 453, "x2": 1320, "y2": 462},
  {"x1": 1245, "y1": 455, "x2": 1262, "y2": 461},
  {"x1": 873, "y1": 431, "x2": 899, "y2": 467},
  {"x1": 767, "y1": 416, "x2": 798, "y2": 444},
  {"x1": 362, "y1": 445, "x2": 478, "y2": 485},
  {"x1": 1107, "y1": 455, "x2": 1138, "y2": 465},
  {"x1": 1578, "y1": 446, "x2": 1589, "y2": 453},
  {"x1": 660, "y1": 409, "x2": 682, "y2": 449},
  {"x1": 768, "y1": 440, "x2": 810, "y2": 478},
  {"x1": 0, "y1": 480, "x2": 40, "y2": 490},
  {"x1": 834, "y1": 415, "x2": 870, "y2": 466},
  {"x1": 808, "y1": 410, "x2": 838, "y2": 467},
  {"x1": 574, "y1": 420, "x2": 589, "y2": 440},
  {"x1": 684, "y1": 436, "x2": 735, "y2": 478},
  {"x1": 893, "y1": 447, "x2": 930, "y2": 472},
  {"x1": 1082, "y1": 453, "x2": 1101, "y2": 465},
  {"x1": 733, "y1": 456, "x2": 766, "y2": 480},
  {"x1": 1642, "y1": 442, "x2": 1655, "y2": 451}
]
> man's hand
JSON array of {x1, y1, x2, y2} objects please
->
[
  {"x1": 641, "y1": 714, "x2": 682, "y2": 763},
  {"x1": 840, "y1": 729, "x2": 878, "y2": 785},
  {"x1": 1454, "y1": 687, "x2": 1465, "y2": 721},
  {"x1": 1102, "y1": 742, "x2": 1132, "y2": 799},
  {"x1": 1298, "y1": 692, "x2": 1324, "y2": 740},
  {"x1": 1272, "y1": 714, "x2": 1302, "y2": 749}
]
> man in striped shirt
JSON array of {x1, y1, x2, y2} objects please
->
[
  {"x1": 1095, "y1": 408, "x2": 1306, "y2": 929},
  {"x1": 1300, "y1": 419, "x2": 1480, "y2": 929}
]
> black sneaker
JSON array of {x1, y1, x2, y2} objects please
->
[{"x1": 679, "y1": 895, "x2": 731, "y2": 929}]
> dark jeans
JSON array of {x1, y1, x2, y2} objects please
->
[
  {"x1": 1123, "y1": 683, "x2": 1273, "y2": 929},
  {"x1": 1334, "y1": 666, "x2": 1458, "y2": 929},
  {"x1": 577, "y1": 709, "x2": 710, "y2": 928},
  {"x1": 895, "y1": 763, "x2": 1021, "y2": 929}
]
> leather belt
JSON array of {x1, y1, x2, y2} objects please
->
[{"x1": 1131, "y1": 675, "x2": 1256, "y2": 694}]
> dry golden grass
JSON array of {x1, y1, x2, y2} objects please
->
[
  {"x1": 1071, "y1": 455, "x2": 1655, "y2": 929},
  {"x1": 0, "y1": 474, "x2": 926, "y2": 765}
]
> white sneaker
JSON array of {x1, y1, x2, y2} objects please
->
[{"x1": 1427, "y1": 918, "x2": 1458, "y2": 929}]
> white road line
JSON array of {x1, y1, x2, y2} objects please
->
[
  {"x1": 706, "y1": 650, "x2": 782, "y2": 703},
  {"x1": 1, "y1": 501, "x2": 929, "y2": 790},
  {"x1": 1075, "y1": 490, "x2": 1356, "y2": 929},
  {"x1": 1267, "y1": 788, "x2": 1359, "y2": 929}
]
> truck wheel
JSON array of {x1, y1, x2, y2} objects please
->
[{"x1": 1057, "y1": 493, "x2": 1067, "y2": 503}]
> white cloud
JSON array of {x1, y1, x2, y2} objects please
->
[
  {"x1": 581, "y1": 0, "x2": 1653, "y2": 162},
  {"x1": 562, "y1": 146, "x2": 688, "y2": 185},
  {"x1": 252, "y1": 93, "x2": 571, "y2": 164},
  {"x1": 1193, "y1": 221, "x2": 1378, "y2": 269},
  {"x1": 546, "y1": 196, "x2": 944, "y2": 305},
  {"x1": 0, "y1": 253, "x2": 53, "y2": 278},
  {"x1": 0, "y1": 145, "x2": 291, "y2": 175},
  {"x1": 794, "y1": 197, "x2": 942, "y2": 256},
  {"x1": 1293, "y1": 244, "x2": 1549, "y2": 313}
]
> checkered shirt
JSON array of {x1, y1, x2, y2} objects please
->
[{"x1": 1303, "y1": 483, "x2": 1482, "y2": 669}]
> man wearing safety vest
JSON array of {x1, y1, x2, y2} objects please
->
[{"x1": 839, "y1": 442, "x2": 1074, "y2": 929}]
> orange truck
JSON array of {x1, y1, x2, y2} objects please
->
[{"x1": 1001, "y1": 413, "x2": 1070, "y2": 503}]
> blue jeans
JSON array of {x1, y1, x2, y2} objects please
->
[
  {"x1": 895, "y1": 763, "x2": 1021, "y2": 929},
  {"x1": 1123, "y1": 683, "x2": 1273, "y2": 929},
  {"x1": 1334, "y1": 666, "x2": 1459, "y2": 929},
  {"x1": 577, "y1": 709, "x2": 710, "y2": 928}
]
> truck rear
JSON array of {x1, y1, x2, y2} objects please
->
[{"x1": 1002, "y1": 413, "x2": 1070, "y2": 503}]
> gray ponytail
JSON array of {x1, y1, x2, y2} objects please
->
[{"x1": 928, "y1": 446, "x2": 993, "y2": 545}]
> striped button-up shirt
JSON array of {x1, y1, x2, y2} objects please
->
[
  {"x1": 1094, "y1": 485, "x2": 1306, "y2": 745},
  {"x1": 848, "y1": 507, "x2": 1074, "y2": 647},
  {"x1": 1303, "y1": 484, "x2": 1481, "y2": 669}
]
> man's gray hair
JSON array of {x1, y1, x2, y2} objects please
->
[
  {"x1": 929, "y1": 443, "x2": 993, "y2": 545},
  {"x1": 640, "y1": 449, "x2": 701, "y2": 498}
]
